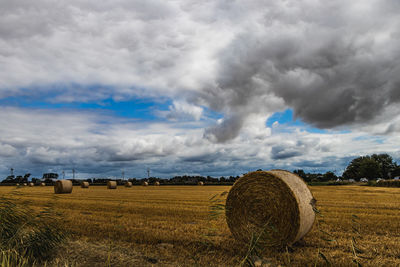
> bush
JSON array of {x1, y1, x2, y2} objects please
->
[{"x1": 370, "y1": 180, "x2": 400, "y2": 188}]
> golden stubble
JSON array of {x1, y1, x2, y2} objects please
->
[{"x1": 1, "y1": 185, "x2": 400, "y2": 266}]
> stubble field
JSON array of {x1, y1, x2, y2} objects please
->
[{"x1": 1, "y1": 185, "x2": 400, "y2": 266}]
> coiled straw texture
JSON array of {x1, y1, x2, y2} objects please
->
[
  {"x1": 54, "y1": 180, "x2": 73, "y2": 194},
  {"x1": 225, "y1": 170, "x2": 315, "y2": 247},
  {"x1": 107, "y1": 181, "x2": 117, "y2": 189}
]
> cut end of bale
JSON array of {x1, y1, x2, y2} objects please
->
[
  {"x1": 107, "y1": 181, "x2": 117, "y2": 189},
  {"x1": 54, "y1": 180, "x2": 73, "y2": 194},
  {"x1": 225, "y1": 170, "x2": 315, "y2": 247}
]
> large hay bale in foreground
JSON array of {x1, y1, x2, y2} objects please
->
[
  {"x1": 142, "y1": 181, "x2": 149, "y2": 186},
  {"x1": 107, "y1": 181, "x2": 117, "y2": 189},
  {"x1": 54, "y1": 180, "x2": 73, "y2": 194},
  {"x1": 124, "y1": 181, "x2": 132, "y2": 187},
  {"x1": 154, "y1": 181, "x2": 160, "y2": 186},
  {"x1": 198, "y1": 181, "x2": 204, "y2": 186},
  {"x1": 225, "y1": 170, "x2": 315, "y2": 247},
  {"x1": 81, "y1": 181, "x2": 89, "y2": 188},
  {"x1": 28, "y1": 183, "x2": 34, "y2": 187}
]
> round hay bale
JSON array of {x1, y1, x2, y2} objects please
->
[
  {"x1": 107, "y1": 181, "x2": 117, "y2": 189},
  {"x1": 16, "y1": 183, "x2": 20, "y2": 187},
  {"x1": 54, "y1": 180, "x2": 73, "y2": 194},
  {"x1": 40, "y1": 182, "x2": 46, "y2": 187},
  {"x1": 142, "y1": 181, "x2": 148, "y2": 186},
  {"x1": 28, "y1": 182, "x2": 34, "y2": 187},
  {"x1": 81, "y1": 181, "x2": 89, "y2": 188},
  {"x1": 225, "y1": 170, "x2": 315, "y2": 247},
  {"x1": 154, "y1": 181, "x2": 160, "y2": 186},
  {"x1": 124, "y1": 181, "x2": 132, "y2": 187},
  {"x1": 198, "y1": 181, "x2": 204, "y2": 186},
  {"x1": 23, "y1": 183, "x2": 27, "y2": 186}
]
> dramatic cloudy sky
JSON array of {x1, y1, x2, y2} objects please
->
[{"x1": 1, "y1": 0, "x2": 399, "y2": 179}]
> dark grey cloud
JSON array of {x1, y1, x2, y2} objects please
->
[
  {"x1": 199, "y1": 0, "x2": 400, "y2": 141},
  {"x1": 2, "y1": 0, "x2": 399, "y2": 142},
  {"x1": 271, "y1": 145, "x2": 302, "y2": 160},
  {"x1": 271, "y1": 143, "x2": 306, "y2": 160},
  {"x1": 1, "y1": 1, "x2": 400, "y2": 178}
]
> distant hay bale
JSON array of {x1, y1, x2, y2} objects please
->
[
  {"x1": 16, "y1": 183, "x2": 20, "y2": 186},
  {"x1": 142, "y1": 181, "x2": 148, "y2": 186},
  {"x1": 54, "y1": 180, "x2": 73, "y2": 194},
  {"x1": 28, "y1": 183, "x2": 34, "y2": 187},
  {"x1": 124, "y1": 181, "x2": 132, "y2": 187},
  {"x1": 225, "y1": 170, "x2": 315, "y2": 247},
  {"x1": 198, "y1": 181, "x2": 204, "y2": 186},
  {"x1": 40, "y1": 182, "x2": 45, "y2": 187},
  {"x1": 81, "y1": 181, "x2": 89, "y2": 188},
  {"x1": 107, "y1": 181, "x2": 117, "y2": 189},
  {"x1": 154, "y1": 181, "x2": 160, "y2": 186},
  {"x1": 23, "y1": 183, "x2": 27, "y2": 186}
]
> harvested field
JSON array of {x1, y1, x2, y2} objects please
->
[{"x1": 1, "y1": 185, "x2": 400, "y2": 266}]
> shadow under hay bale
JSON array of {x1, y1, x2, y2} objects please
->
[
  {"x1": 81, "y1": 181, "x2": 89, "y2": 188},
  {"x1": 225, "y1": 170, "x2": 315, "y2": 247},
  {"x1": 107, "y1": 181, "x2": 117, "y2": 189},
  {"x1": 54, "y1": 180, "x2": 73, "y2": 194},
  {"x1": 124, "y1": 181, "x2": 132, "y2": 187}
]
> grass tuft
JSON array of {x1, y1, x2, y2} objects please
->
[{"x1": 0, "y1": 191, "x2": 67, "y2": 264}]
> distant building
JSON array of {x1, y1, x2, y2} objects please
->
[{"x1": 42, "y1": 173, "x2": 59, "y2": 179}]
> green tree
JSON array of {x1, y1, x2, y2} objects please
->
[
  {"x1": 371, "y1": 154, "x2": 397, "y2": 179},
  {"x1": 358, "y1": 157, "x2": 381, "y2": 179},
  {"x1": 343, "y1": 154, "x2": 398, "y2": 180},
  {"x1": 322, "y1": 171, "x2": 337, "y2": 181}
]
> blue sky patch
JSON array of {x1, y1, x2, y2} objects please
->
[{"x1": 267, "y1": 109, "x2": 328, "y2": 134}]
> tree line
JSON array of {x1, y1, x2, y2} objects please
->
[
  {"x1": 294, "y1": 153, "x2": 400, "y2": 183},
  {"x1": 2, "y1": 153, "x2": 399, "y2": 185}
]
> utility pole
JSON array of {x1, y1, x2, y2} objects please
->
[
  {"x1": 62, "y1": 171, "x2": 65, "y2": 179},
  {"x1": 72, "y1": 169, "x2": 75, "y2": 179},
  {"x1": 147, "y1": 168, "x2": 150, "y2": 179},
  {"x1": 10, "y1": 168, "x2": 14, "y2": 176},
  {"x1": 122, "y1": 170, "x2": 125, "y2": 180}
]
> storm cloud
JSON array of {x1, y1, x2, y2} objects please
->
[
  {"x1": 1, "y1": 1, "x2": 400, "y2": 177},
  {"x1": 200, "y1": 1, "x2": 400, "y2": 141},
  {"x1": 1, "y1": 0, "x2": 400, "y2": 142}
]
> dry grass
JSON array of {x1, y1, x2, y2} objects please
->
[{"x1": 1, "y1": 185, "x2": 400, "y2": 266}]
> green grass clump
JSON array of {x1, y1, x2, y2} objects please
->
[{"x1": 0, "y1": 191, "x2": 67, "y2": 264}]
